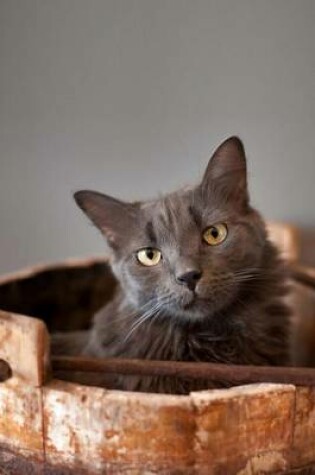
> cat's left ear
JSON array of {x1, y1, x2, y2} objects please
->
[{"x1": 201, "y1": 136, "x2": 249, "y2": 209}]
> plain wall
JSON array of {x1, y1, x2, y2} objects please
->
[{"x1": 0, "y1": 0, "x2": 314, "y2": 274}]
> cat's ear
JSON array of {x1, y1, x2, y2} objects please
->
[
  {"x1": 201, "y1": 136, "x2": 249, "y2": 209},
  {"x1": 74, "y1": 190, "x2": 139, "y2": 249}
]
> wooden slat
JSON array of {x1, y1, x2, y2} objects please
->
[
  {"x1": 0, "y1": 311, "x2": 50, "y2": 386},
  {"x1": 43, "y1": 380, "x2": 195, "y2": 473},
  {"x1": 52, "y1": 356, "x2": 315, "y2": 387},
  {"x1": 0, "y1": 378, "x2": 44, "y2": 465},
  {"x1": 291, "y1": 264, "x2": 315, "y2": 289}
]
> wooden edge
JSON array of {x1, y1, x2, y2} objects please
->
[
  {"x1": 42, "y1": 381, "x2": 300, "y2": 473},
  {"x1": 294, "y1": 264, "x2": 315, "y2": 279},
  {"x1": 291, "y1": 264, "x2": 315, "y2": 289},
  {"x1": 0, "y1": 379, "x2": 314, "y2": 473},
  {"x1": 266, "y1": 222, "x2": 300, "y2": 262},
  {"x1": 0, "y1": 310, "x2": 50, "y2": 386},
  {"x1": 0, "y1": 255, "x2": 109, "y2": 286}
]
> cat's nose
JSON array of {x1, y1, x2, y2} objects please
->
[{"x1": 176, "y1": 270, "x2": 202, "y2": 291}]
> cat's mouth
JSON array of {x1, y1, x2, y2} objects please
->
[
  {"x1": 177, "y1": 291, "x2": 197, "y2": 309},
  {"x1": 172, "y1": 287, "x2": 231, "y2": 318}
]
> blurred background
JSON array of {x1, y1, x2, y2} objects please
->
[{"x1": 0, "y1": 0, "x2": 314, "y2": 275}]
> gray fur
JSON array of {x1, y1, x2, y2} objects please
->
[{"x1": 52, "y1": 137, "x2": 290, "y2": 394}]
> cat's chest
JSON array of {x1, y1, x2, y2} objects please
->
[
  {"x1": 116, "y1": 320, "x2": 242, "y2": 364},
  {"x1": 113, "y1": 324, "x2": 245, "y2": 394}
]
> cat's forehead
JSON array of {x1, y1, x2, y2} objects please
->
[
  {"x1": 138, "y1": 190, "x2": 197, "y2": 245},
  {"x1": 141, "y1": 189, "x2": 193, "y2": 221},
  {"x1": 140, "y1": 187, "x2": 230, "y2": 230}
]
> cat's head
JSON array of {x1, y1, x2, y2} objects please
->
[{"x1": 74, "y1": 137, "x2": 269, "y2": 321}]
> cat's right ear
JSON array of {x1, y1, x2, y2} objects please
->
[{"x1": 74, "y1": 190, "x2": 139, "y2": 249}]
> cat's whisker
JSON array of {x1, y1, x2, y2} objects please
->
[
  {"x1": 233, "y1": 269, "x2": 261, "y2": 275},
  {"x1": 105, "y1": 293, "x2": 172, "y2": 329},
  {"x1": 123, "y1": 306, "x2": 162, "y2": 344},
  {"x1": 107, "y1": 292, "x2": 175, "y2": 348},
  {"x1": 121, "y1": 293, "x2": 173, "y2": 345}
]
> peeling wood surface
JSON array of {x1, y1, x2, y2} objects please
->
[
  {"x1": 1, "y1": 378, "x2": 315, "y2": 473},
  {"x1": 0, "y1": 378, "x2": 44, "y2": 460},
  {"x1": 43, "y1": 380, "x2": 195, "y2": 473},
  {"x1": 291, "y1": 387, "x2": 315, "y2": 468},
  {"x1": 0, "y1": 310, "x2": 50, "y2": 386},
  {"x1": 191, "y1": 384, "x2": 295, "y2": 474}
]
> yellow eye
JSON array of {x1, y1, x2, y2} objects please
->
[
  {"x1": 137, "y1": 248, "x2": 162, "y2": 266},
  {"x1": 203, "y1": 223, "x2": 228, "y2": 246}
]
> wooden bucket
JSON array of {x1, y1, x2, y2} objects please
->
[{"x1": 0, "y1": 223, "x2": 315, "y2": 474}]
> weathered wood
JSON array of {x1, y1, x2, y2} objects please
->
[
  {"x1": 43, "y1": 380, "x2": 195, "y2": 473},
  {"x1": 192, "y1": 384, "x2": 295, "y2": 474},
  {"x1": 0, "y1": 310, "x2": 50, "y2": 386},
  {"x1": 0, "y1": 316, "x2": 315, "y2": 475},
  {"x1": 52, "y1": 356, "x2": 315, "y2": 387},
  {"x1": 290, "y1": 386, "x2": 315, "y2": 469},
  {"x1": 0, "y1": 378, "x2": 44, "y2": 465}
]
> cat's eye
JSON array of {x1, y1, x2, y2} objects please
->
[
  {"x1": 137, "y1": 248, "x2": 162, "y2": 266},
  {"x1": 203, "y1": 223, "x2": 228, "y2": 246}
]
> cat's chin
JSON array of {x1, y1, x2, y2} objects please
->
[
  {"x1": 168, "y1": 298, "x2": 213, "y2": 322},
  {"x1": 169, "y1": 291, "x2": 236, "y2": 322},
  {"x1": 170, "y1": 306, "x2": 212, "y2": 322}
]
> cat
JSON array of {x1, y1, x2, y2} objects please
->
[{"x1": 52, "y1": 136, "x2": 290, "y2": 394}]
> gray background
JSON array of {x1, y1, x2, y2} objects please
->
[{"x1": 0, "y1": 0, "x2": 314, "y2": 275}]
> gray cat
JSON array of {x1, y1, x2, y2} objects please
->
[{"x1": 52, "y1": 137, "x2": 290, "y2": 394}]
